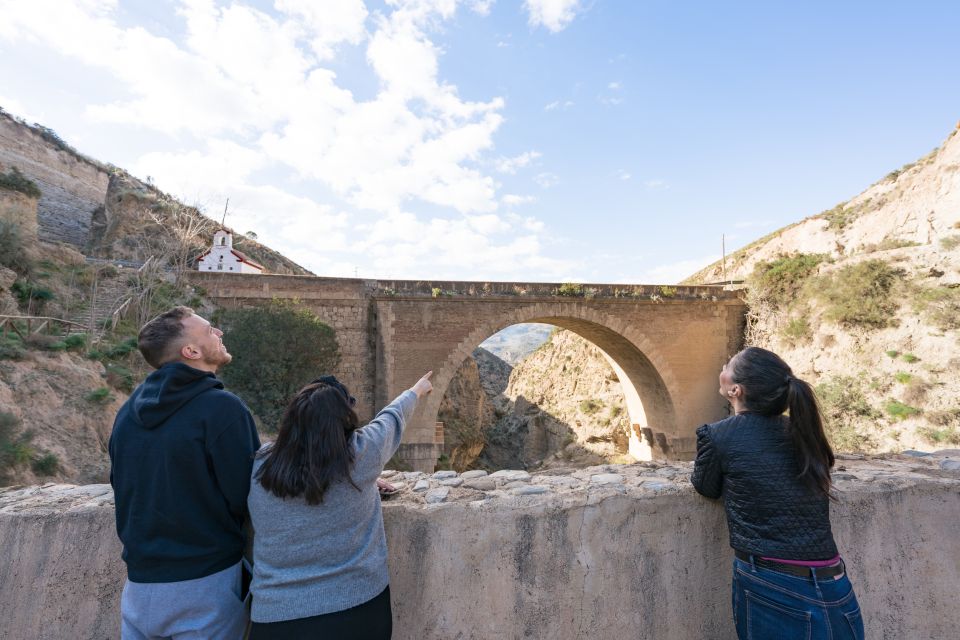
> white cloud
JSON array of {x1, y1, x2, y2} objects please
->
[
  {"x1": 502, "y1": 194, "x2": 537, "y2": 206},
  {"x1": 598, "y1": 95, "x2": 623, "y2": 106},
  {"x1": 0, "y1": 94, "x2": 44, "y2": 123},
  {"x1": 524, "y1": 0, "x2": 582, "y2": 33},
  {"x1": 617, "y1": 169, "x2": 631, "y2": 181},
  {"x1": 607, "y1": 81, "x2": 621, "y2": 90},
  {"x1": 468, "y1": 0, "x2": 495, "y2": 15},
  {"x1": 274, "y1": 0, "x2": 369, "y2": 60},
  {"x1": 534, "y1": 172, "x2": 559, "y2": 189},
  {"x1": 644, "y1": 179, "x2": 668, "y2": 190},
  {"x1": 0, "y1": 0, "x2": 579, "y2": 280},
  {"x1": 544, "y1": 99, "x2": 574, "y2": 111},
  {"x1": 495, "y1": 150, "x2": 541, "y2": 174}
]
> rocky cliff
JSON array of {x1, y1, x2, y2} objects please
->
[
  {"x1": 686, "y1": 121, "x2": 960, "y2": 452},
  {"x1": 0, "y1": 109, "x2": 109, "y2": 246},
  {"x1": 0, "y1": 108, "x2": 310, "y2": 275},
  {"x1": 440, "y1": 330, "x2": 631, "y2": 471}
]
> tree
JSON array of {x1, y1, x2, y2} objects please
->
[{"x1": 217, "y1": 301, "x2": 340, "y2": 431}]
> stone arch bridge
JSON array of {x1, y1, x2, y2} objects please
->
[{"x1": 189, "y1": 273, "x2": 746, "y2": 471}]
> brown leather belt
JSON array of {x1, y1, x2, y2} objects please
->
[{"x1": 735, "y1": 550, "x2": 845, "y2": 578}]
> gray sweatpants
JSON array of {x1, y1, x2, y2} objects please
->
[{"x1": 120, "y1": 562, "x2": 247, "y2": 640}]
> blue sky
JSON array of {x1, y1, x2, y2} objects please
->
[{"x1": 1, "y1": 0, "x2": 958, "y2": 283}]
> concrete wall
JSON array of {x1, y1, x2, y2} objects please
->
[
  {"x1": 1, "y1": 455, "x2": 957, "y2": 640},
  {"x1": 0, "y1": 113, "x2": 110, "y2": 247},
  {"x1": 188, "y1": 272, "x2": 747, "y2": 470}
]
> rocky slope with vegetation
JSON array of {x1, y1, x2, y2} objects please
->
[
  {"x1": 686, "y1": 121, "x2": 960, "y2": 452},
  {"x1": 438, "y1": 330, "x2": 632, "y2": 471},
  {"x1": 0, "y1": 112, "x2": 325, "y2": 486}
]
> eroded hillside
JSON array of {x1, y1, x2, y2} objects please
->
[
  {"x1": 438, "y1": 330, "x2": 632, "y2": 471},
  {"x1": 687, "y1": 122, "x2": 960, "y2": 452}
]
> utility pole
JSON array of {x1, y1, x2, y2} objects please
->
[
  {"x1": 722, "y1": 234, "x2": 728, "y2": 286},
  {"x1": 221, "y1": 198, "x2": 229, "y2": 227}
]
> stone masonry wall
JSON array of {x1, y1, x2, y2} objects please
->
[
  {"x1": 1, "y1": 453, "x2": 957, "y2": 639},
  {"x1": 0, "y1": 113, "x2": 109, "y2": 246}
]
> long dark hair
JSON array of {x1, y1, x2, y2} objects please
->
[
  {"x1": 731, "y1": 347, "x2": 835, "y2": 497},
  {"x1": 256, "y1": 380, "x2": 361, "y2": 504}
]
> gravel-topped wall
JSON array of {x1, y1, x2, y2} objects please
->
[{"x1": 1, "y1": 452, "x2": 958, "y2": 639}]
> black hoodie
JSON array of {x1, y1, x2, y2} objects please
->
[{"x1": 109, "y1": 362, "x2": 260, "y2": 583}]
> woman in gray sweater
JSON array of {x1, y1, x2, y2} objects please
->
[{"x1": 247, "y1": 372, "x2": 433, "y2": 639}]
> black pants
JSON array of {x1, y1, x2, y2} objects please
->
[{"x1": 249, "y1": 586, "x2": 392, "y2": 640}]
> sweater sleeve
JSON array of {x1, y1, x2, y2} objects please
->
[
  {"x1": 207, "y1": 403, "x2": 261, "y2": 523},
  {"x1": 691, "y1": 424, "x2": 723, "y2": 499},
  {"x1": 354, "y1": 390, "x2": 419, "y2": 468}
]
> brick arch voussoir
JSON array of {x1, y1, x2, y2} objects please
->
[{"x1": 427, "y1": 302, "x2": 680, "y2": 431}]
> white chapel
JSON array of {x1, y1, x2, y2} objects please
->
[{"x1": 196, "y1": 229, "x2": 265, "y2": 274}]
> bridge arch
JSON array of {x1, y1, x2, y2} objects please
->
[{"x1": 419, "y1": 302, "x2": 683, "y2": 462}]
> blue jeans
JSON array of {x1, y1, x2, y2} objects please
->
[{"x1": 732, "y1": 557, "x2": 865, "y2": 640}]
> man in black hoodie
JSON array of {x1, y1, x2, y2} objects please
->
[{"x1": 110, "y1": 306, "x2": 260, "y2": 639}]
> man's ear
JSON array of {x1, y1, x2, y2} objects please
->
[
  {"x1": 728, "y1": 385, "x2": 741, "y2": 398},
  {"x1": 180, "y1": 343, "x2": 201, "y2": 361}
]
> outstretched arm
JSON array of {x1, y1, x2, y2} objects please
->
[{"x1": 357, "y1": 372, "x2": 434, "y2": 468}]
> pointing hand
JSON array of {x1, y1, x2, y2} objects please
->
[{"x1": 411, "y1": 371, "x2": 433, "y2": 398}]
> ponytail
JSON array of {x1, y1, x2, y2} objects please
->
[
  {"x1": 785, "y1": 377, "x2": 835, "y2": 497},
  {"x1": 731, "y1": 347, "x2": 835, "y2": 498}
]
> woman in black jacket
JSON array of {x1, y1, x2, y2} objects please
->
[{"x1": 692, "y1": 347, "x2": 864, "y2": 640}]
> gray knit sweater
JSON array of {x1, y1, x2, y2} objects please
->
[{"x1": 247, "y1": 390, "x2": 418, "y2": 623}]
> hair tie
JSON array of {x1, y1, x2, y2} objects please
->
[{"x1": 785, "y1": 375, "x2": 795, "y2": 384}]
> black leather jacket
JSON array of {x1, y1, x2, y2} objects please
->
[{"x1": 691, "y1": 413, "x2": 838, "y2": 560}]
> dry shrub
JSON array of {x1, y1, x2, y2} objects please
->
[{"x1": 902, "y1": 379, "x2": 932, "y2": 406}]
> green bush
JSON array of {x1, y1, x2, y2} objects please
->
[
  {"x1": 217, "y1": 300, "x2": 340, "y2": 431},
  {"x1": 0, "y1": 167, "x2": 41, "y2": 198},
  {"x1": 0, "y1": 220, "x2": 32, "y2": 273},
  {"x1": 0, "y1": 334, "x2": 26, "y2": 360},
  {"x1": 750, "y1": 253, "x2": 828, "y2": 308},
  {"x1": 894, "y1": 372, "x2": 912, "y2": 384},
  {"x1": 11, "y1": 280, "x2": 54, "y2": 310},
  {"x1": 782, "y1": 316, "x2": 812, "y2": 342},
  {"x1": 816, "y1": 376, "x2": 879, "y2": 452},
  {"x1": 901, "y1": 353, "x2": 920, "y2": 363},
  {"x1": 556, "y1": 282, "x2": 584, "y2": 297},
  {"x1": 89, "y1": 336, "x2": 139, "y2": 361},
  {"x1": 31, "y1": 452, "x2": 60, "y2": 476},
  {"x1": 861, "y1": 238, "x2": 920, "y2": 253},
  {"x1": 659, "y1": 286, "x2": 677, "y2": 298},
  {"x1": 816, "y1": 260, "x2": 904, "y2": 328},
  {"x1": 85, "y1": 387, "x2": 113, "y2": 404},
  {"x1": 940, "y1": 235, "x2": 960, "y2": 251},
  {"x1": 105, "y1": 363, "x2": 135, "y2": 393},
  {"x1": 579, "y1": 399, "x2": 603, "y2": 415},
  {"x1": 63, "y1": 333, "x2": 88, "y2": 351},
  {"x1": 916, "y1": 426, "x2": 960, "y2": 446},
  {"x1": 885, "y1": 350, "x2": 900, "y2": 358},
  {"x1": 912, "y1": 284, "x2": 960, "y2": 331},
  {"x1": 884, "y1": 399, "x2": 920, "y2": 421},
  {"x1": 1, "y1": 411, "x2": 35, "y2": 481}
]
